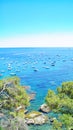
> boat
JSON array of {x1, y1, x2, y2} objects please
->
[
  {"x1": 10, "y1": 73, "x2": 16, "y2": 76},
  {"x1": 8, "y1": 67, "x2": 12, "y2": 70},
  {"x1": 45, "y1": 66, "x2": 50, "y2": 69},
  {"x1": 51, "y1": 61, "x2": 56, "y2": 66},
  {"x1": 15, "y1": 69, "x2": 20, "y2": 72},
  {"x1": 34, "y1": 69, "x2": 38, "y2": 72},
  {"x1": 32, "y1": 66, "x2": 35, "y2": 68},
  {"x1": 51, "y1": 63, "x2": 55, "y2": 66}
]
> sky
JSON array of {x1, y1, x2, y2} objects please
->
[{"x1": 0, "y1": 0, "x2": 73, "y2": 47}]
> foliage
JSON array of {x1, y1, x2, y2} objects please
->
[
  {"x1": 25, "y1": 111, "x2": 42, "y2": 119},
  {"x1": 0, "y1": 126, "x2": 5, "y2": 130},
  {"x1": 45, "y1": 81, "x2": 73, "y2": 129},
  {"x1": 59, "y1": 114, "x2": 73, "y2": 129},
  {"x1": 45, "y1": 90, "x2": 60, "y2": 110},
  {"x1": 0, "y1": 76, "x2": 30, "y2": 117},
  {"x1": 52, "y1": 119, "x2": 62, "y2": 130},
  {"x1": 57, "y1": 81, "x2": 73, "y2": 99}
]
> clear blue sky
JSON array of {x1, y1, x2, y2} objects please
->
[
  {"x1": 0, "y1": 0, "x2": 73, "y2": 38},
  {"x1": 0, "y1": 0, "x2": 73, "y2": 36}
]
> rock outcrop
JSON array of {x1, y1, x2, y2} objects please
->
[
  {"x1": 39, "y1": 103, "x2": 51, "y2": 113},
  {"x1": 28, "y1": 93, "x2": 36, "y2": 101},
  {"x1": 0, "y1": 117, "x2": 28, "y2": 130},
  {"x1": 25, "y1": 111, "x2": 48, "y2": 125}
]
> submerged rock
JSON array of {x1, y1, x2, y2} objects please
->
[
  {"x1": 25, "y1": 111, "x2": 48, "y2": 125},
  {"x1": 39, "y1": 103, "x2": 51, "y2": 113}
]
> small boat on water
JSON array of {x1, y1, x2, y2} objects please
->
[
  {"x1": 8, "y1": 63, "x2": 11, "y2": 67},
  {"x1": 15, "y1": 69, "x2": 20, "y2": 72},
  {"x1": 45, "y1": 67, "x2": 50, "y2": 69},
  {"x1": 51, "y1": 63, "x2": 55, "y2": 66},
  {"x1": 34, "y1": 69, "x2": 38, "y2": 72},
  {"x1": 10, "y1": 73, "x2": 16, "y2": 76},
  {"x1": 32, "y1": 66, "x2": 35, "y2": 68},
  {"x1": 8, "y1": 67, "x2": 12, "y2": 70},
  {"x1": 8, "y1": 63, "x2": 12, "y2": 70},
  {"x1": 44, "y1": 66, "x2": 50, "y2": 69},
  {"x1": 51, "y1": 61, "x2": 56, "y2": 66}
]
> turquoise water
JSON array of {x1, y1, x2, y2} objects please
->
[{"x1": 0, "y1": 47, "x2": 73, "y2": 130}]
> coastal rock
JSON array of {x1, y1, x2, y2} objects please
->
[
  {"x1": 28, "y1": 93, "x2": 36, "y2": 101},
  {"x1": 16, "y1": 105, "x2": 28, "y2": 113},
  {"x1": 16, "y1": 105, "x2": 24, "y2": 111},
  {"x1": 1, "y1": 118, "x2": 28, "y2": 130},
  {"x1": 25, "y1": 118, "x2": 34, "y2": 125},
  {"x1": 25, "y1": 111, "x2": 48, "y2": 125},
  {"x1": 23, "y1": 86, "x2": 31, "y2": 90},
  {"x1": 34, "y1": 114, "x2": 48, "y2": 125},
  {"x1": 24, "y1": 109, "x2": 28, "y2": 114},
  {"x1": 49, "y1": 117, "x2": 56, "y2": 123},
  {"x1": 0, "y1": 113, "x2": 4, "y2": 118},
  {"x1": 39, "y1": 103, "x2": 51, "y2": 113}
]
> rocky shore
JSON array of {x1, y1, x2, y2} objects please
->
[
  {"x1": 0, "y1": 77, "x2": 58, "y2": 129},
  {"x1": 25, "y1": 111, "x2": 48, "y2": 125},
  {"x1": 39, "y1": 103, "x2": 51, "y2": 113}
]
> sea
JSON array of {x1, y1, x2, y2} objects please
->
[{"x1": 0, "y1": 47, "x2": 73, "y2": 130}]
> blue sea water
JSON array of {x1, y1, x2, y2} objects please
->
[{"x1": 0, "y1": 47, "x2": 73, "y2": 130}]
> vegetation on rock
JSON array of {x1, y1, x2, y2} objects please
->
[
  {"x1": 0, "y1": 117, "x2": 28, "y2": 130},
  {"x1": 0, "y1": 76, "x2": 30, "y2": 117},
  {"x1": 1, "y1": 77, "x2": 73, "y2": 129},
  {"x1": 45, "y1": 81, "x2": 73, "y2": 129}
]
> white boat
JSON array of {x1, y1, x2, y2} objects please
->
[
  {"x1": 8, "y1": 67, "x2": 12, "y2": 70},
  {"x1": 45, "y1": 66, "x2": 50, "y2": 69},
  {"x1": 10, "y1": 73, "x2": 16, "y2": 76}
]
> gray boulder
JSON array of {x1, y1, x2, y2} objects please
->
[
  {"x1": 39, "y1": 103, "x2": 51, "y2": 113},
  {"x1": 25, "y1": 111, "x2": 48, "y2": 125}
]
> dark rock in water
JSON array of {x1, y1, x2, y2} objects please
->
[
  {"x1": 50, "y1": 117, "x2": 56, "y2": 123},
  {"x1": 39, "y1": 104, "x2": 51, "y2": 113}
]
